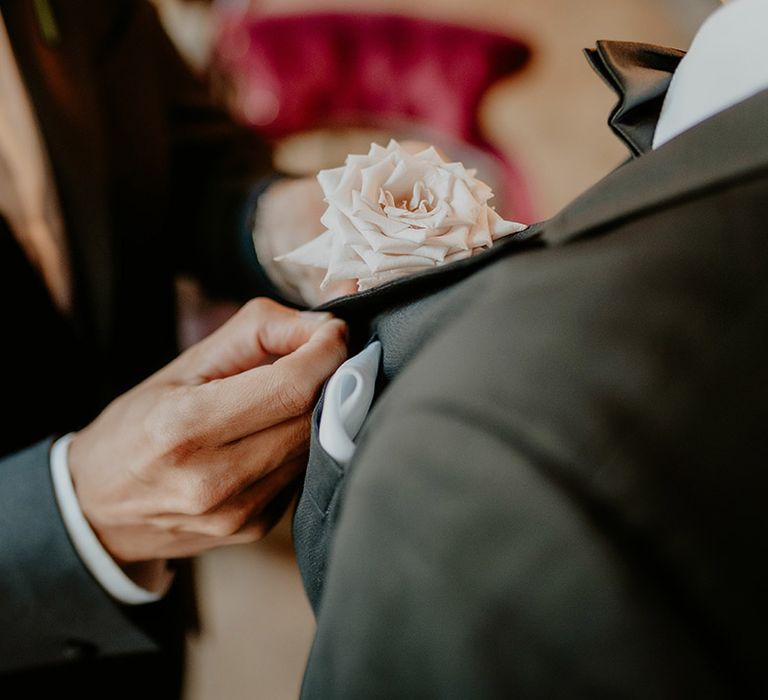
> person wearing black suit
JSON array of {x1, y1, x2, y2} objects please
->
[
  {"x1": 291, "y1": 1, "x2": 768, "y2": 696},
  {"x1": 0, "y1": 0, "x2": 347, "y2": 696}
]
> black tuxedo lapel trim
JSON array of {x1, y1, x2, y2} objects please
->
[
  {"x1": 4, "y1": 0, "x2": 113, "y2": 348},
  {"x1": 543, "y1": 86, "x2": 768, "y2": 247},
  {"x1": 585, "y1": 41, "x2": 685, "y2": 157},
  {"x1": 317, "y1": 226, "x2": 544, "y2": 329}
]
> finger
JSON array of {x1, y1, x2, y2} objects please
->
[
  {"x1": 224, "y1": 475, "x2": 303, "y2": 543},
  {"x1": 199, "y1": 456, "x2": 305, "y2": 539},
  {"x1": 192, "y1": 413, "x2": 310, "y2": 503},
  {"x1": 157, "y1": 456, "x2": 307, "y2": 538},
  {"x1": 152, "y1": 414, "x2": 310, "y2": 516},
  {"x1": 139, "y1": 473, "x2": 304, "y2": 557},
  {"x1": 153, "y1": 476, "x2": 301, "y2": 555},
  {"x1": 170, "y1": 298, "x2": 337, "y2": 383},
  {"x1": 190, "y1": 318, "x2": 347, "y2": 443}
]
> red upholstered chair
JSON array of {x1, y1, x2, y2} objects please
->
[{"x1": 213, "y1": 12, "x2": 534, "y2": 221}]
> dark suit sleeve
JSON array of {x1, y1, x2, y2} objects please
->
[
  {"x1": 141, "y1": 1, "x2": 282, "y2": 301},
  {"x1": 0, "y1": 439, "x2": 159, "y2": 672}
]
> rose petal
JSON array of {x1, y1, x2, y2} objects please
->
[
  {"x1": 347, "y1": 153, "x2": 372, "y2": 168},
  {"x1": 363, "y1": 242, "x2": 448, "y2": 260},
  {"x1": 489, "y1": 208, "x2": 529, "y2": 239},
  {"x1": 352, "y1": 190, "x2": 413, "y2": 238},
  {"x1": 382, "y1": 158, "x2": 432, "y2": 199},
  {"x1": 353, "y1": 246, "x2": 438, "y2": 273},
  {"x1": 317, "y1": 166, "x2": 345, "y2": 198},
  {"x1": 321, "y1": 207, "x2": 368, "y2": 246},
  {"x1": 321, "y1": 234, "x2": 371, "y2": 287},
  {"x1": 450, "y1": 178, "x2": 482, "y2": 225},
  {"x1": 355, "y1": 220, "x2": 428, "y2": 251},
  {"x1": 275, "y1": 229, "x2": 334, "y2": 268},
  {"x1": 383, "y1": 200, "x2": 450, "y2": 231},
  {"x1": 423, "y1": 167, "x2": 454, "y2": 200},
  {"x1": 426, "y1": 224, "x2": 470, "y2": 250},
  {"x1": 327, "y1": 160, "x2": 365, "y2": 210},
  {"x1": 360, "y1": 157, "x2": 396, "y2": 203},
  {"x1": 412, "y1": 146, "x2": 445, "y2": 165},
  {"x1": 469, "y1": 207, "x2": 493, "y2": 248},
  {"x1": 409, "y1": 181, "x2": 435, "y2": 210}
]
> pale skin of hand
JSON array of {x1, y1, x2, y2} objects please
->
[{"x1": 68, "y1": 299, "x2": 348, "y2": 587}]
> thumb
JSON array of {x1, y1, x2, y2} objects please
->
[
  {"x1": 185, "y1": 317, "x2": 349, "y2": 440},
  {"x1": 170, "y1": 298, "x2": 339, "y2": 384},
  {"x1": 271, "y1": 317, "x2": 349, "y2": 387}
]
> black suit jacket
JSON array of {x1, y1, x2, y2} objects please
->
[
  {"x1": 0, "y1": 0, "x2": 272, "y2": 694},
  {"x1": 294, "y1": 43, "x2": 768, "y2": 697}
]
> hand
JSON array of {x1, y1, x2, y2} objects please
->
[
  {"x1": 254, "y1": 176, "x2": 357, "y2": 306},
  {"x1": 68, "y1": 299, "x2": 347, "y2": 576}
]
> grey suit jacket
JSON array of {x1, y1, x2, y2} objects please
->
[{"x1": 294, "y1": 43, "x2": 768, "y2": 697}]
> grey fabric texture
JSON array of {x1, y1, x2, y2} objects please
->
[
  {"x1": 295, "y1": 82, "x2": 768, "y2": 697},
  {"x1": 0, "y1": 440, "x2": 158, "y2": 672},
  {"x1": 293, "y1": 392, "x2": 343, "y2": 612}
]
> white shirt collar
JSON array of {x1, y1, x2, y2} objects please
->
[{"x1": 653, "y1": 0, "x2": 768, "y2": 149}]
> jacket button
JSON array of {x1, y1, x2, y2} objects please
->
[{"x1": 62, "y1": 639, "x2": 98, "y2": 661}]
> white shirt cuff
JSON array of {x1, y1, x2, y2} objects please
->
[{"x1": 50, "y1": 433, "x2": 174, "y2": 605}]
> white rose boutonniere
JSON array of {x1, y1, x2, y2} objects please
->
[{"x1": 276, "y1": 140, "x2": 528, "y2": 291}]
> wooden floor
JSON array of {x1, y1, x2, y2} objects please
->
[{"x1": 178, "y1": 1, "x2": 717, "y2": 698}]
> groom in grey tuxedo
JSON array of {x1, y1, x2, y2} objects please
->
[{"x1": 290, "y1": 0, "x2": 768, "y2": 696}]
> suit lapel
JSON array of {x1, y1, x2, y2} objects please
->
[
  {"x1": 543, "y1": 86, "x2": 768, "y2": 247},
  {"x1": 3, "y1": 0, "x2": 113, "y2": 348}
]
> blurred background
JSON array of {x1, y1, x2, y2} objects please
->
[{"x1": 151, "y1": 0, "x2": 718, "y2": 697}]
